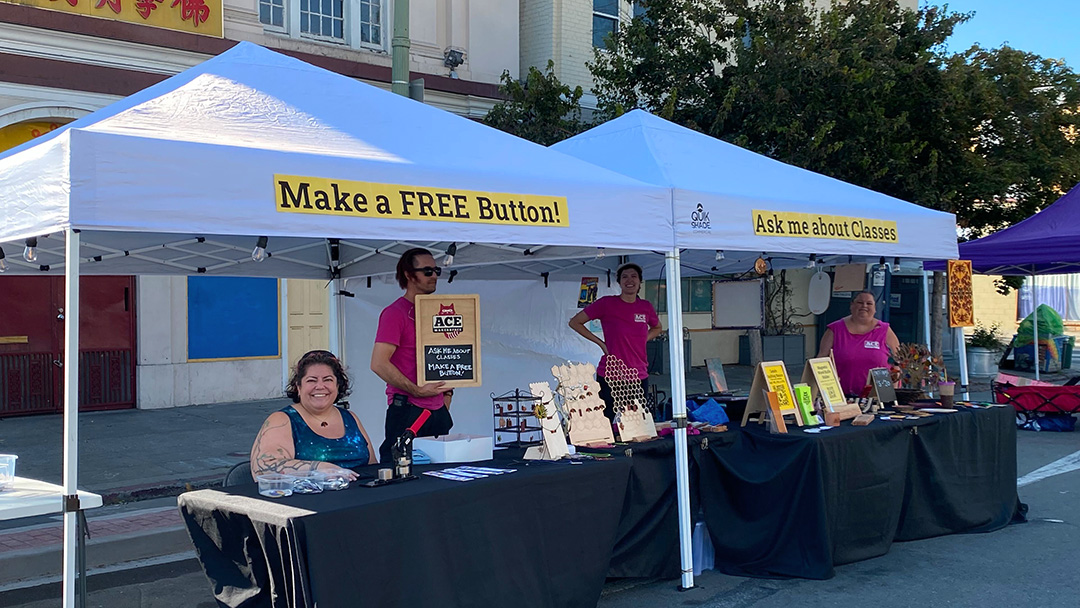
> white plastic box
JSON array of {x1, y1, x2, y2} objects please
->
[{"x1": 412, "y1": 434, "x2": 493, "y2": 463}]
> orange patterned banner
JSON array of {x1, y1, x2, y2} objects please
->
[
  {"x1": 4, "y1": 0, "x2": 223, "y2": 37},
  {"x1": 947, "y1": 259, "x2": 974, "y2": 328}
]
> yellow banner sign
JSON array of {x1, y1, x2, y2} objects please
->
[
  {"x1": 275, "y1": 175, "x2": 569, "y2": 228},
  {"x1": 5, "y1": 0, "x2": 223, "y2": 37},
  {"x1": 753, "y1": 210, "x2": 898, "y2": 243}
]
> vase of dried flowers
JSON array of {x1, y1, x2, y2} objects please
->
[{"x1": 889, "y1": 343, "x2": 944, "y2": 403}]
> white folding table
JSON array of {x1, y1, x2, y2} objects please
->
[{"x1": 0, "y1": 477, "x2": 103, "y2": 606}]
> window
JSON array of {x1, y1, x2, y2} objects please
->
[
  {"x1": 643, "y1": 278, "x2": 714, "y2": 314},
  {"x1": 593, "y1": 0, "x2": 618, "y2": 48},
  {"x1": 259, "y1": 0, "x2": 284, "y2": 28},
  {"x1": 259, "y1": 0, "x2": 384, "y2": 48},
  {"x1": 359, "y1": 0, "x2": 382, "y2": 45},
  {"x1": 301, "y1": 0, "x2": 344, "y2": 40}
]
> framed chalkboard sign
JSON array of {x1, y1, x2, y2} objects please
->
[
  {"x1": 868, "y1": 367, "x2": 896, "y2": 404},
  {"x1": 415, "y1": 294, "x2": 482, "y2": 388}
]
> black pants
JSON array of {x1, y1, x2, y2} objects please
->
[
  {"x1": 597, "y1": 376, "x2": 649, "y2": 422},
  {"x1": 378, "y1": 397, "x2": 454, "y2": 464}
]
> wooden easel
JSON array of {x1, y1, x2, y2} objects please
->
[
  {"x1": 743, "y1": 361, "x2": 805, "y2": 427},
  {"x1": 800, "y1": 357, "x2": 847, "y2": 414}
]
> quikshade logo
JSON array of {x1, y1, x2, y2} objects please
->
[{"x1": 691, "y1": 203, "x2": 711, "y2": 231}]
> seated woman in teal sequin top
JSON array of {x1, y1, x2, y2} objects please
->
[{"x1": 251, "y1": 351, "x2": 376, "y2": 480}]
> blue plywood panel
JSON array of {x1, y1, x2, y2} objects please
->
[{"x1": 188, "y1": 277, "x2": 279, "y2": 360}]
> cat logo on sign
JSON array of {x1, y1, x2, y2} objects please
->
[{"x1": 432, "y1": 304, "x2": 463, "y2": 339}]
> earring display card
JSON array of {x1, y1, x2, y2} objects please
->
[
  {"x1": 529, "y1": 381, "x2": 570, "y2": 460},
  {"x1": 552, "y1": 362, "x2": 616, "y2": 447}
]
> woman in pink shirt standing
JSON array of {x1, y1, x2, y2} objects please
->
[
  {"x1": 569, "y1": 263, "x2": 663, "y2": 421},
  {"x1": 817, "y1": 290, "x2": 900, "y2": 396}
]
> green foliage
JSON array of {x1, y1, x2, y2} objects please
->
[
  {"x1": 968, "y1": 322, "x2": 1007, "y2": 351},
  {"x1": 482, "y1": 61, "x2": 587, "y2": 146},
  {"x1": 589, "y1": 0, "x2": 1080, "y2": 236},
  {"x1": 993, "y1": 275, "x2": 1026, "y2": 296}
]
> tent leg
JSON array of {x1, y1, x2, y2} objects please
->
[
  {"x1": 921, "y1": 271, "x2": 931, "y2": 346},
  {"x1": 957, "y1": 328, "x2": 969, "y2": 401},
  {"x1": 329, "y1": 278, "x2": 341, "y2": 356},
  {"x1": 664, "y1": 250, "x2": 694, "y2": 590},
  {"x1": 62, "y1": 229, "x2": 81, "y2": 608},
  {"x1": 1032, "y1": 272, "x2": 1040, "y2": 381}
]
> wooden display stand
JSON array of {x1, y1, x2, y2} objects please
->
[
  {"x1": 800, "y1": 357, "x2": 846, "y2": 414},
  {"x1": 551, "y1": 363, "x2": 615, "y2": 447},
  {"x1": 743, "y1": 361, "x2": 805, "y2": 427},
  {"x1": 525, "y1": 382, "x2": 570, "y2": 460},
  {"x1": 415, "y1": 294, "x2": 481, "y2": 388}
]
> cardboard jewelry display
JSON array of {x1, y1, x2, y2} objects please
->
[
  {"x1": 415, "y1": 294, "x2": 481, "y2": 388},
  {"x1": 800, "y1": 357, "x2": 846, "y2": 414},
  {"x1": 743, "y1": 361, "x2": 805, "y2": 427},
  {"x1": 602, "y1": 355, "x2": 657, "y2": 442},
  {"x1": 527, "y1": 382, "x2": 570, "y2": 460},
  {"x1": 551, "y1": 363, "x2": 615, "y2": 447}
]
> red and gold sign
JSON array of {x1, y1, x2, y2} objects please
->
[
  {"x1": 947, "y1": 259, "x2": 974, "y2": 328},
  {"x1": 4, "y1": 0, "x2": 223, "y2": 37}
]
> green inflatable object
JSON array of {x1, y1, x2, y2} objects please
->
[{"x1": 1015, "y1": 304, "x2": 1064, "y2": 346}]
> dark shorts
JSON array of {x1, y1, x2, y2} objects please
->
[{"x1": 378, "y1": 395, "x2": 454, "y2": 464}]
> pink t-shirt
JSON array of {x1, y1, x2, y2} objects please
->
[
  {"x1": 583, "y1": 295, "x2": 660, "y2": 379},
  {"x1": 829, "y1": 318, "x2": 891, "y2": 396},
  {"x1": 374, "y1": 297, "x2": 444, "y2": 410}
]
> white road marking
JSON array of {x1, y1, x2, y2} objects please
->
[{"x1": 1018, "y1": 450, "x2": 1080, "y2": 487}]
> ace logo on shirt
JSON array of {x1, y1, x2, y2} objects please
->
[
  {"x1": 864, "y1": 340, "x2": 880, "y2": 349},
  {"x1": 635, "y1": 313, "x2": 648, "y2": 323}
]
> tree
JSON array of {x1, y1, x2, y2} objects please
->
[
  {"x1": 589, "y1": 0, "x2": 1080, "y2": 236},
  {"x1": 482, "y1": 61, "x2": 587, "y2": 146}
]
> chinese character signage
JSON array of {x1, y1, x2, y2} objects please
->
[{"x1": 6, "y1": 0, "x2": 223, "y2": 37}]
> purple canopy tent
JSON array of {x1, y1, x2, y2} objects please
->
[{"x1": 927, "y1": 181, "x2": 1080, "y2": 379}]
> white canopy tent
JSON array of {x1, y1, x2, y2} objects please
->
[
  {"x1": 555, "y1": 109, "x2": 960, "y2": 588},
  {"x1": 0, "y1": 43, "x2": 677, "y2": 607}
]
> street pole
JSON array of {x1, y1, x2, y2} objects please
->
[{"x1": 391, "y1": 0, "x2": 410, "y2": 97}]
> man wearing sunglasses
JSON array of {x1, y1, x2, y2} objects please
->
[{"x1": 370, "y1": 247, "x2": 454, "y2": 463}]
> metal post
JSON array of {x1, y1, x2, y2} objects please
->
[
  {"x1": 664, "y1": 249, "x2": 694, "y2": 590},
  {"x1": 921, "y1": 270, "x2": 931, "y2": 346},
  {"x1": 328, "y1": 278, "x2": 341, "y2": 356},
  {"x1": 957, "y1": 327, "x2": 969, "y2": 400},
  {"x1": 62, "y1": 228, "x2": 80, "y2": 608},
  {"x1": 391, "y1": 0, "x2": 410, "y2": 96},
  {"x1": 1032, "y1": 271, "x2": 1040, "y2": 381}
]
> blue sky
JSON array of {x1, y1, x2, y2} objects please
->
[{"x1": 925, "y1": 1, "x2": 1080, "y2": 67}]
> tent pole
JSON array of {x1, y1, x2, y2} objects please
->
[
  {"x1": 62, "y1": 229, "x2": 80, "y2": 608},
  {"x1": 280, "y1": 280, "x2": 290, "y2": 385},
  {"x1": 664, "y1": 249, "x2": 694, "y2": 590},
  {"x1": 957, "y1": 327, "x2": 969, "y2": 400},
  {"x1": 1032, "y1": 270, "x2": 1040, "y2": 381},
  {"x1": 921, "y1": 270, "x2": 931, "y2": 346},
  {"x1": 328, "y1": 278, "x2": 341, "y2": 356}
]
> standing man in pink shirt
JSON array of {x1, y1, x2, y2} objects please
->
[
  {"x1": 370, "y1": 247, "x2": 453, "y2": 463},
  {"x1": 569, "y1": 263, "x2": 662, "y2": 421}
]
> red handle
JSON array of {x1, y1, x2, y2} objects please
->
[{"x1": 408, "y1": 409, "x2": 432, "y2": 435}]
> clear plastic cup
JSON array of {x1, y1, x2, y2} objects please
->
[
  {"x1": 0, "y1": 454, "x2": 17, "y2": 492},
  {"x1": 257, "y1": 474, "x2": 295, "y2": 498}
]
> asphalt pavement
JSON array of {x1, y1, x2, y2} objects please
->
[{"x1": 0, "y1": 365, "x2": 1077, "y2": 607}]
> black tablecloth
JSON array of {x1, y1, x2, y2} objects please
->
[
  {"x1": 694, "y1": 406, "x2": 1022, "y2": 579},
  {"x1": 179, "y1": 458, "x2": 631, "y2": 608}
]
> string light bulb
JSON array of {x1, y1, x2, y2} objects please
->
[
  {"x1": 251, "y1": 236, "x2": 268, "y2": 262},
  {"x1": 806, "y1": 253, "x2": 817, "y2": 269},
  {"x1": 443, "y1": 242, "x2": 457, "y2": 267},
  {"x1": 0, "y1": 246, "x2": 7, "y2": 273},
  {"x1": 596, "y1": 248, "x2": 606, "y2": 259},
  {"x1": 23, "y1": 237, "x2": 37, "y2": 263},
  {"x1": 715, "y1": 250, "x2": 725, "y2": 261}
]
